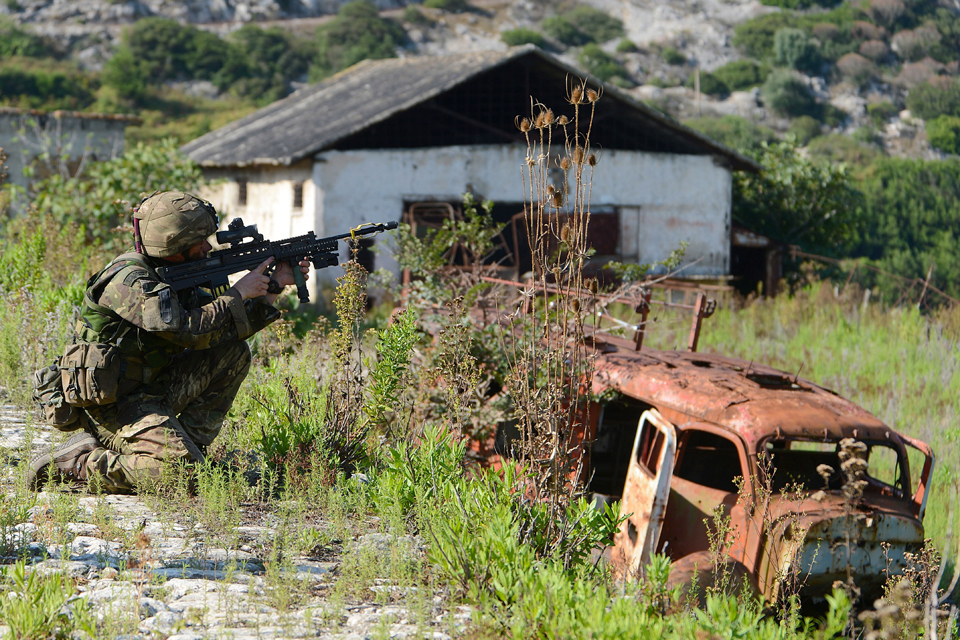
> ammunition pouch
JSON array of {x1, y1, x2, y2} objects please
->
[
  {"x1": 32, "y1": 360, "x2": 82, "y2": 432},
  {"x1": 60, "y1": 343, "x2": 122, "y2": 407}
]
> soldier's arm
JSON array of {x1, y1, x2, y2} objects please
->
[{"x1": 98, "y1": 266, "x2": 279, "y2": 348}]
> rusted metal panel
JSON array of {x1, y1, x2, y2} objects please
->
[{"x1": 612, "y1": 410, "x2": 676, "y2": 578}]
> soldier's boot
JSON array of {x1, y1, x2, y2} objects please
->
[{"x1": 27, "y1": 432, "x2": 100, "y2": 491}]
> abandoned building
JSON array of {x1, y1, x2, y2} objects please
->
[
  {"x1": 181, "y1": 45, "x2": 765, "y2": 300},
  {"x1": 0, "y1": 107, "x2": 139, "y2": 210}
]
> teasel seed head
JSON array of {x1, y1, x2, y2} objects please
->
[
  {"x1": 519, "y1": 117, "x2": 531, "y2": 132},
  {"x1": 587, "y1": 278, "x2": 599, "y2": 294},
  {"x1": 587, "y1": 153, "x2": 597, "y2": 166},
  {"x1": 560, "y1": 224, "x2": 571, "y2": 243},
  {"x1": 586, "y1": 88, "x2": 599, "y2": 103},
  {"x1": 547, "y1": 184, "x2": 556, "y2": 195},
  {"x1": 560, "y1": 157, "x2": 571, "y2": 171},
  {"x1": 558, "y1": 115, "x2": 569, "y2": 126},
  {"x1": 570, "y1": 85, "x2": 583, "y2": 105},
  {"x1": 552, "y1": 191, "x2": 564, "y2": 207},
  {"x1": 534, "y1": 111, "x2": 545, "y2": 128},
  {"x1": 543, "y1": 109, "x2": 555, "y2": 125},
  {"x1": 573, "y1": 147, "x2": 585, "y2": 164}
]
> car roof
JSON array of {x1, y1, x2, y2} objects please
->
[{"x1": 591, "y1": 338, "x2": 895, "y2": 449}]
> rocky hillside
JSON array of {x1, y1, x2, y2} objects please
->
[{"x1": 1, "y1": 0, "x2": 957, "y2": 160}]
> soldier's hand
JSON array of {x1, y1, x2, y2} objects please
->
[
  {"x1": 234, "y1": 257, "x2": 274, "y2": 300},
  {"x1": 271, "y1": 259, "x2": 311, "y2": 288}
]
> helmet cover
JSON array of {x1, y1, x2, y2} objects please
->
[{"x1": 133, "y1": 191, "x2": 218, "y2": 258}]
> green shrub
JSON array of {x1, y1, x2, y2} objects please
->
[
  {"x1": 713, "y1": 59, "x2": 770, "y2": 91},
  {"x1": 578, "y1": 44, "x2": 629, "y2": 83},
  {"x1": 661, "y1": 46, "x2": 686, "y2": 65},
  {"x1": 0, "y1": 58, "x2": 97, "y2": 110},
  {"x1": 733, "y1": 140, "x2": 862, "y2": 253},
  {"x1": 501, "y1": 28, "x2": 547, "y2": 48},
  {"x1": 542, "y1": 15, "x2": 589, "y2": 47},
  {"x1": 686, "y1": 71, "x2": 729, "y2": 97},
  {"x1": 311, "y1": 0, "x2": 405, "y2": 80},
  {"x1": 906, "y1": 79, "x2": 960, "y2": 120},
  {"x1": 867, "y1": 100, "x2": 899, "y2": 125},
  {"x1": 927, "y1": 115, "x2": 960, "y2": 154},
  {"x1": 30, "y1": 139, "x2": 204, "y2": 248},
  {"x1": 734, "y1": 12, "x2": 798, "y2": 59},
  {"x1": 422, "y1": 0, "x2": 469, "y2": 12},
  {"x1": 788, "y1": 114, "x2": 822, "y2": 145},
  {"x1": 733, "y1": 5, "x2": 855, "y2": 61},
  {"x1": 774, "y1": 27, "x2": 821, "y2": 73},
  {"x1": 216, "y1": 25, "x2": 313, "y2": 103},
  {"x1": 616, "y1": 38, "x2": 638, "y2": 53},
  {"x1": 401, "y1": 5, "x2": 431, "y2": 24},
  {"x1": 855, "y1": 158, "x2": 960, "y2": 298},
  {"x1": 562, "y1": 6, "x2": 624, "y2": 43},
  {"x1": 101, "y1": 45, "x2": 148, "y2": 100},
  {"x1": 684, "y1": 115, "x2": 778, "y2": 154},
  {"x1": 806, "y1": 133, "x2": 881, "y2": 165},
  {"x1": 760, "y1": 0, "x2": 841, "y2": 6},
  {"x1": 762, "y1": 69, "x2": 817, "y2": 117},
  {"x1": 0, "y1": 17, "x2": 46, "y2": 58}
]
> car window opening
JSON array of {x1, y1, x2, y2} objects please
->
[
  {"x1": 674, "y1": 430, "x2": 743, "y2": 493},
  {"x1": 764, "y1": 439, "x2": 907, "y2": 497}
]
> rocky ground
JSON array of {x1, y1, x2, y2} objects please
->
[{"x1": 0, "y1": 402, "x2": 465, "y2": 640}]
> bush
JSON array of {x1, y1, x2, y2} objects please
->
[
  {"x1": 774, "y1": 27, "x2": 821, "y2": 74},
  {"x1": 423, "y1": 0, "x2": 469, "y2": 11},
  {"x1": 760, "y1": 0, "x2": 840, "y2": 7},
  {"x1": 859, "y1": 39, "x2": 890, "y2": 62},
  {"x1": 788, "y1": 114, "x2": 822, "y2": 144},
  {"x1": 713, "y1": 59, "x2": 770, "y2": 91},
  {"x1": 0, "y1": 18, "x2": 46, "y2": 58},
  {"x1": 892, "y1": 25, "x2": 942, "y2": 62},
  {"x1": 562, "y1": 6, "x2": 623, "y2": 43},
  {"x1": 661, "y1": 46, "x2": 686, "y2": 65},
  {"x1": 216, "y1": 25, "x2": 313, "y2": 103},
  {"x1": 101, "y1": 45, "x2": 148, "y2": 100},
  {"x1": 501, "y1": 28, "x2": 546, "y2": 48},
  {"x1": 733, "y1": 12, "x2": 798, "y2": 59},
  {"x1": 867, "y1": 100, "x2": 899, "y2": 125},
  {"x1": 855, "y1": 158, "x2": 960, "y2": 298},
  {"x1": 401, "y1": 5, "x2": 431, "y2": 24},
  {"x1": 542, "y1": 15, "x2": 589, "y2": 47},
  {"x1": 30, "y1": 139, "x2": 204, "y2": 248},
  {"x1": 806, "y1": 134, "x2": 882, "y2": 165},
  {"x1": 0, "y1": 58, "x2": 97, "y2": 110},
  {"x1": 686, "y1": 71, "x2": 729, "y2": 97},
  {"x1": 836, "y1": 52, "x2": 876, "y2": 85},
  {"x1": 578, "y1": 44, "x2": 629, "y2": 83},
  {"x1": 868, "y1": 0, "x2": 905, "y2": 29},
  {"x1": 762, "y1": 69, "x2": 817, "y2": 117},
  {"x1": 927, "y1": 115, "x2": 960, "y2": 154},
  {"x1": 733, "y1": 140, "x2": 863, "y2": 253},
  {"x1": 684, "y1": 115, "x2": 777, "y2": 154},
  {"x1": 616, "y1": 38, "x2": 638, "y2": 53},
  {"x1": 906, "y1": 78, "x2": 960, "y2": 120},
  {"x1": 311, "y1": 1, "x2": 405, "y2": 80}
]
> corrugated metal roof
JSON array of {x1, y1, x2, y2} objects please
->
[{"x1": 181, "y1": 45, "x2": 760, "y2": 172}]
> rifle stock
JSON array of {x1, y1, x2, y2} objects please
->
[{"x1": 156, "y1": 219, "x2": 398, "y2": 303}]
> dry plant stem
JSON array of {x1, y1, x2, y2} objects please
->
[{"x1": 509, "y1": 80, "x2": 600, "y2": 526}]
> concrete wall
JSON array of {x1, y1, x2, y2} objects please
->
[
  {"x1": 312, "y1": 145, "x2": 732, "y2": 285},
  {"x1": 0, "y1": 110, "x2": 130, "y2": 204}
]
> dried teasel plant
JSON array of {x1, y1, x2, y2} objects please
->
[{"x1": 498, "y1": 77, "x2": 604, "y2": 528}]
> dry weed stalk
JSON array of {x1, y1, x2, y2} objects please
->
[{"x1": 502, "y1": 79, "x2": 602, "y2": 525}]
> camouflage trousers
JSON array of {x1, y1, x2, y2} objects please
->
[{"x1": 80, "y1": 340, "x2": 251, "y2": 493}]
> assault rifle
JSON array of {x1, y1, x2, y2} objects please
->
[{"x1": 156, "y1": 218, "x2": 398, "y2": 303}]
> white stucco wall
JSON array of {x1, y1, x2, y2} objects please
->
[{"x1": 312, "y1": 145, "x2": 732, "y2": 287}]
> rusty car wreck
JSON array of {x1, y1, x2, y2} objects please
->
[
  {"x1": 465, "y1": 283, "x2": 937, "y2": 606},
  {"x1": 586, "y1": 339, "x2": 934, "y2": 605}
]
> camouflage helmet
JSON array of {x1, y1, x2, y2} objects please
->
[{"x1": 133, "y1": 191, "x2": 218, "y2": 258}]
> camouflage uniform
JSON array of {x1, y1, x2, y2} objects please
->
[{"x1": 35, "y1": 191, "x2": 279, "y2": 493}]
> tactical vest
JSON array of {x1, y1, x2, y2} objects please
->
[{"x1": 73, "y1": 251, "x2": 185, "y2": 385}]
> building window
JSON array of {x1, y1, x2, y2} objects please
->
[
  {"x1": 237, "y1": 179, "x2": 248, "y2": 206},
  {"x1": 293, "y1": 182, "x2": 303, "y2": 210}
]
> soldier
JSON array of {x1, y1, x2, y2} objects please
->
[{"x1": 28, "y1": 191, "x2": 310, "y2": 493}]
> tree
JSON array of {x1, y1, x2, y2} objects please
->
[
  {"x1": 762, "y1": 69, "x2": 818, "y2": 117},
  {"x1": 311, "y1": 1, "x2": 405, "y2": 81},
  {"x1": 774, "y1": 28, "x2": 821, "y2": 74},
  {"x1": 733, "y1": 140, "x2": 863, "y2": 255},
  {"x1": 927, "y1": 115, "x2": 960, "y2": 154}
]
